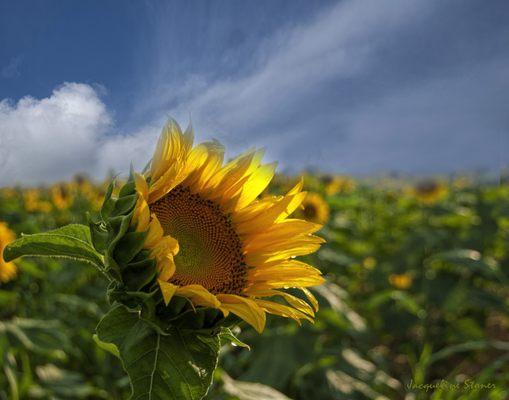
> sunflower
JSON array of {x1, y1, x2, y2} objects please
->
[
  {"x1": 131, "y1": 121, "x2": 325, "y2": 333},
  {"x1": 51, "y1": 183, "x2": 74, "y2": 210},
  {"x1": 410, "y1": 180, "x2": 448, "y2": 204},
  {"x1": 324, "y1": 175, "x2": 355, "y2": 196},
  {"x1": 362, "y1": 256, "x2": 377, "y2": 270},
  {"x1": 388, "y1": 273, "x2": 412, "y2": 289},
  {"x1": 0, "y1": 187, "x2": 17, "y2": 199},
  {"x1": 296, "y1": 192, "x2": 330, "y2": 225},
  {"x1": 0, "y1": 222, "x2": 17, "y2": 283},
  {"x1": 23, "y1": 189, "x2": 52, "y2": 213}
]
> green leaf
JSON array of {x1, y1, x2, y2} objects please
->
[
  {"x1": 93, "y1": 334, "x2": 120, "y2": 358},
  {"x1": 428, "y1": 340, "x2": 509, "y2": 365},
  {"x1": 427, "y1": 249, "x2": 505, "y2": 282},
  {"x1": 0, "y1": 319, "x2": 71, "y2": 360},
  {"x1": 33, "y1": 364, "x2": 108, "y2": 399},
  {"x1": 219, "y1": 327, "x2": 250, "y2": 350},
  {"x1": 96, "y1": 304, "x2": 220, "y2": 400},
  {"x1": 2, "y1": 224, "x2": 104, "y2": 269},
  {"x1": 221, "y1": 371, "x2": 291, "y2": 400}
]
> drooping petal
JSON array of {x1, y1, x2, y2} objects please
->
[
  {"x1": 133, "y1": 198, "x2": 150, "y2": 232},
  {"x1": 244, "y1": 260, "x2": 325, "y2": 291},
  {"x1": 158, "y1": 280, "x2": 178, "y2": 305},
  {"x1": 217, "y1": 294, "x2": 266, "y2": 333},
  {"x1": 248, "y1": 289, "x2": 315, "y2": 317},
  {"x1": 176, "y1": 285, "x2": 221, "y2": 309},
  {"x1": 254, "y1": 299, "x2": 314, "y2": 324},
  {"x1": 301, "y1": 287, "x2": 319, "y2": 313},
  {"x1": 134, "y1": 172, "x2": 149, "y2": 200}
]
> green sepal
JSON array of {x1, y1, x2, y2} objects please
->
[
  {"x1": 107, "y1": 288, "x2": 158, "y2": 318},
  {"x1": 113, "y1": 230, "x2": 148, "y2": 265},
  {"x1": 122, "y1": 258, "x2": 157, "y2": 292},
  {"x1": 156, "y1": 295, "x2": 190, "y2": 319},
  {"x1": 119, "y1": 179, "x2": 136, "y2": 197},
  {"x1": 130, "y1": 248, "x2": 152, "y2": 263},
  {"x1": 104, "y1": 255, "x2": 122, "y2": 282},
  {"x1": 106, "y1": 215, "x2": 134, "y2": 259},
  {"x1": 87, "y1": 212, "x2": 110, "y2": 254},
  {"x1": 111, "y1": 194, "x2": 138, "y2": 217},
  {"x1": 172, "y1": 308, "x2": 224, "y2": 330},
  {"x1": 100, "y1": 180, "x2": 116, "y2": 219}
]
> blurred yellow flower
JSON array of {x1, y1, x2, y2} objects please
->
[
  {"x1": 389, "y1": 273, "x2": 412, "y2": 289},
  {"x1": 51, "y1": 183, "x2": 74, "y2": 210},
  {"x1": 363, "y1": 256, "x2": 377, "y2": 269},
  {"x1": 0, "y1": 188, "x2": 17, "y2": 199},
  {"x1": 298, "y1": 192, "x2": 330, "y2": 225},
  {"x1": 131, "y1": 121, "x2": 325, "y2": 333},
  {"x1": 452, "y1": 176, "x2": 471, "y2": 190},
  {"x1": 410, "y1": 180, "x2": 448, "y2": 204},
  {"x1": 23, "y1": 189, "x2": 52, "y2": 213},
  {"x1": 0, "y1": 222, "x2": 17, "y2": 283},
  {"x1": 324, "y1": 176, "x2": 356, "y2": 196}
]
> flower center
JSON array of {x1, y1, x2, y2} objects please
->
[
  {"x1": 303, "y1": 203, "x2": 318, "y2": 219},
  {"x1": 149, "y1": 185, "x2": 247, "y2": 294}
]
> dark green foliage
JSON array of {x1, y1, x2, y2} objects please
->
[{"x1": 1, "y1": 176, "x2": 508, "y2": 399}]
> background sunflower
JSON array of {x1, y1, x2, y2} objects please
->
[{"x1": 0, "y1": 222, "x2": 16, "y2": 283}]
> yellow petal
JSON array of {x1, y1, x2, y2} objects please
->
[
  {"x1": 158, "y1": 280, "x2": 178, "y2": 305},
  {"x1": 190, "y1": 141, "x2": 225, "y2": 193},
  {"x1": 245, "y1": 263, "x2": 325, "y2": 291},
  {"x1": 149, "y1": 234, "x2": 179, "y2": 280},
  {"x1": 217, "y1": 294, "x2": 266, "y2": 333},
  {"x1": 176, "y1": 285, "x2": 221, "y2": 308},
  {"x1": 244, "y1": 219, "x2": 321, "y2": 244},
  {"x1": 134, "y1": 173, "x2": 149, "y2": 200},
  {"x1": 150, "y1": 119, "x2": 184, "y2": 182},
  {"x1": 248, "y1": 289, "x2": 315, "y2": 317},
  {"x1": 301, "y1": 287, "x2": 319, "y2": 312},
  {"x1": 245, "y1": 237, "x2": 324, "y2": 266},
  {"x1": 235, "y1": 190, "x2": 307, "y2": 236},
  {"x1": 232, "y1": 162, "x2": 277, "y2": 211},
  {"x1": 144, "y1": 217, "x2": 164, "y2": 248},
  {"x1": 133, "y1": 198, "x2": 150, "y2": 232},
  {"x1": 254, "y1": 299, "x2": 313, "y2": 324},
  {"x1": 210, "y1": 150, "x2": 260, "y2": 203},
  {"x1": 156, "y1": 253, "x2": 176, "y2": 281}
]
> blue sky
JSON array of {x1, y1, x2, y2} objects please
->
[{"x1": 0, "y1": 0, "x2": 508, "y2": 185}]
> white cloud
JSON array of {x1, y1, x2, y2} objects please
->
[
  {"x1": 96, "y1": 123, "x2": 160, "y2": 177},
  {"x1": 0, "y1": 83, "x2": 112, "y2": 185}
]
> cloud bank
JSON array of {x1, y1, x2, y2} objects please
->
[{"x1": 0, "y1": 83, "x2": 111, "y2": 185}]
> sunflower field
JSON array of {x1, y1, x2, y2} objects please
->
[{"x1": 1, "y1": 166, "x2": 509, "y2": 399}]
